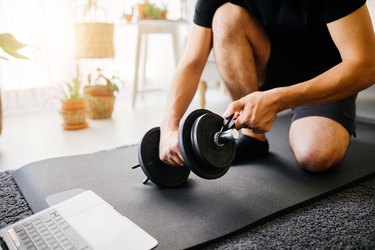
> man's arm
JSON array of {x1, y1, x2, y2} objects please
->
[
  {"x1": 225, "y1": 4, "x2": 375, "y2": 133},
  {"x1": 159, "y1": 23, "x2": 212, "y2": 166},
  {"x1": 162, "y1": 24, "x2": 212, "y2": 130},
  {"x1": 277, "y1": 4, "x2": 375, "y2": 109}
]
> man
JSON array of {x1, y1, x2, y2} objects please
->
[{"x1": 159, "y1": 0, "x2": 375, "y2": 172}]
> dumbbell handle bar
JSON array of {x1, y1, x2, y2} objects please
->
[{"x1": 214, "y1": 129, "x2": 239, "y2": 147}]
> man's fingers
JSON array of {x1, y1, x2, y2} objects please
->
[
  {"x1": 234, "y1": 107, "x2": 251, "y2": 130},
  {"x1": 232, "y1": 111, "x2": 241, "y2": 119},
  {"x1": 169, "y1": 158, "x2": 184, "y2": 167},
  {"x1": 224, "y1": 100, "x2": 244, "y2": 118},
  {"x1": 162, "y1": 157, "x2": 179, "y2": 167},
  {"x1": 160, "y1": 151, "x2": 184, "y2": 167},
  {"x1": 169, "y1": 150, "x2": 184, "y2": 166},
  {"x1": 176, "y1": 151, "x2": 185, "y2": 166}
]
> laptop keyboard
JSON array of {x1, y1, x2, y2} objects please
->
[{"x1": 7, "y1": 208, "x2": 91, "y2": 250}]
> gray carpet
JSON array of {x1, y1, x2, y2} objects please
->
[
  {"x1": 204, "y1": 176, "x2": 375, "y2": 250},
  {"x1": 1, "y1": 170, "x2": 374, "y2": 249},
  {"x1": 0, "y1": 171, "x2": 32, "y2": 229}
]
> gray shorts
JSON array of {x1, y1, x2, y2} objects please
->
[{"x1": 291, "y1": 94, "x2": 357, "y2": 136}]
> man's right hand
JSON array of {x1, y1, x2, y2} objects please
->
[{"x1": 159, "y1": 127, "x2": 185, "y2": 167}]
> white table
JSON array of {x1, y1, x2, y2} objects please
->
[{"x1": 131, "y1": 20, "x2": 189, "y2": 107}]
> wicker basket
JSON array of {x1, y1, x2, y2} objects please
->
[
  {"x1": 74, "y1": 22, "x2": 114, "y2": 58},
  {"x1": 85, "y1": 95, "x2": 115, "y2": 119}
]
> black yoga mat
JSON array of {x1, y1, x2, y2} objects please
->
[{"x1": 12, "y1": 115, "x2": 375, "y2": 249}]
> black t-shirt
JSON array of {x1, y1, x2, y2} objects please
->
[{"x1": 193, "y1": 0, "x2": 366, "y2": 86}]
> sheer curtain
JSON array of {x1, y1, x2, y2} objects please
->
[
  {"x1": 0, "y1": 0, "x2": 77, "y2": 114},
  {"x1": 0, "y1": 0, "x2": 77, "y2": 89}
]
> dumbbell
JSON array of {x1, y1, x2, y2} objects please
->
[{"x1": 133, "y1": 109, "x2": 239, "y2": 188}]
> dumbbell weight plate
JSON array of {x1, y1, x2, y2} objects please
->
[
  {"x1": 179, "y1": 109, "x2": 231, "y2": 179},
  {"x1": 191, "y1": 112, "x2": 236, "y2": 169},
  {"x1": 138, "y1": 127, "x2": 190, "y2": 188}
]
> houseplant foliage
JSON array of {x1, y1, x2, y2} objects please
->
[
  {"x1": 137, "y1": 1, "x2": 167, "y2": 20},
  {"x1": 84, "y1": 68, "x2": 119, "y2": 119},
  {"x1": 59, "y1": 77, "x2": 88, "y2": 130},
  {"x1": 0, "y1": 33, "x2": 28, "y2": 135},
  {"x1": 0, "y1": 33, "x2": 28, "y2": 60}
]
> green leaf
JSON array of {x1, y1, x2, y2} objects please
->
[
  {"x1": 60, "y1": 78, "x2": 83, "y2": 101},
  {"x1": 0, "y1": 33, "x2": 28, "y2": 59}
]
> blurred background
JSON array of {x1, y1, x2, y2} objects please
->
[
  {"x1": 0, "y1": 0, "x2": 204, "y2": 114},
  {"x1": 0, "y1": 0, "x2": 373, "y2": 171}
]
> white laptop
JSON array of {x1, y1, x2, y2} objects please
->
[{"x1": 0, "y1": 190, "x2": 158, "y2": 250}]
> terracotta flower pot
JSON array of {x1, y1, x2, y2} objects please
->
[
  {"x1": 84, "y1": 86, "x2": 112, "y2": 96},
  {"x1": 84, "y1": 86, "x2": 115, "y2": 119},
  {"x1": 60, "y1": 99, "x2": 88, "y2": 130},
  {"x1": 137, "y1": 3, "x2": 149, "y2": 19},
  {"x1": 162, "y1": 9, "x2": 168, "y2": 19},
  {"x1": 124, "y1": 14, "x2": 133, "y2": 22}
]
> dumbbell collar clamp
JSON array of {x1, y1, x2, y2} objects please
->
[{"x1": 214, "y1": 114, "x2": 239, "y2": 147}]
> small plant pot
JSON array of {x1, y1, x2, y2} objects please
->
[
  {"x1": 124, "y1": 14, "x2": 133, "y2": 22},
  {"x1": 60, "y1": 99, "x2": 88, "y2": 130},
  {"x1": 137, "y1": 3, "x2": 149, "y2": 19},
  {"x1": 84, "y1": 86, "x2": 115, "y2": 119},
  {"x1": 162, "y1": 9, "x2": 168, "y2": 19}
]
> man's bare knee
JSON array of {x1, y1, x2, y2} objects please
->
[
  {"x1": 294, "y1": 147, "x2": 341, "y2": 173},
  {"x1": 212, "y1": 3, "x2": 248, "y2": 44},
  {"x1": 290, "y1": 117, "x2": 350, "y2": 173}
]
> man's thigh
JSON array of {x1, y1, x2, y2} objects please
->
[{"x1": 289, "y1": 116, "x2": 351, "y2": 172}]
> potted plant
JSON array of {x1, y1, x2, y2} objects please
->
[
  {"x1": 0, "y1": 33, "x2": 28, "y2": 136},
  {"x1": 84, "y1": 68, "x2": 119, "y2": 119},
  {"x1": 59, "y1": 77, "x2": 88, "y2": 130},
  {"x1": 137, "y1": 1, "x2": 149, "y2": 20},
  {"x1": 123, "y1": 6, "x2": 134, "y2": 23},
  {"x1": 137, "y1": 1, "x2": 167, "y2": 20}
]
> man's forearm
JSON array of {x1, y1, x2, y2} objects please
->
[
  {"x1": 162, "y1": 63, "x2": 204, "y2": 130},
  {"x1": 273, "y1": 59, "x2": 375, "y2": 112}
]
